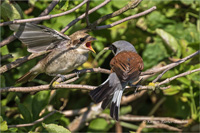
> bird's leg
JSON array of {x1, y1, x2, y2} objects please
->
[
  {"x1": 72, "y1": 69, "x2": 80, "y2": 78},
  {"x1": 49, "y1": 74, "x2": 67, "y2": 89},
  {"x1": 130, "y1": 78, "x2": 143, "y2": 94}
]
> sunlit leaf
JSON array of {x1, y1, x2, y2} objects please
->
[
  {"x1": 156, "y1": 28, "x2": 181, "y2": 57},
  {"x1": 42, "y1": 123, "x2": 71, "y2": 133}
]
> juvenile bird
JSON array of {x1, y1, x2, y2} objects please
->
[
  {"x1": 10, "y1": 23, "x2": 96, "y2": 83},
  {"x1": 90, "y1": 41, "x2": 144, "y2": 120}
]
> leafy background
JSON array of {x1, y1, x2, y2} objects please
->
[{"x1": 0, "y1": 0, "x2": 199, "y2": 132}]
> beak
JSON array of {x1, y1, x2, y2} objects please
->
[
  {"x1": 86, "y1": 37, "x2": 96, "y2": 53},
  {"x1": 104, "y1": 45, "x2": 113, "y2": 50},
  {"x1": 103, "y1": 47, "x2": 109, "y2": 50}
]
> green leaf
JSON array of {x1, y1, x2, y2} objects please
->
[
  {"x1": 58, "y1": 0, "x2": 69, "y2": 11},
  {"x1": 42, "y1": 123, "x2": 71, "y2": 133},
  {"x1": 29, "y1": 0, "x2": 37, "y2": 6},
  {"x1": 142, "y1": 38, "x2": 169, "y2": 69},
  {"x1": 120, "y1": 105, "x2": 132, "y2": 115},
  {"x1": 43, "y1": 112, "x2": 63, "y2": 124},
  {"x1": 177, "y1": 77, "x2": 191, "y2": 86},
  {"x1": 0, "y1": 121, "x2": 8, "y2": 131},
  {"x1": 0, "y1": 0, "x2": 23, "y2": 21},
  {"x1": 182, "y1": 92, "x2": 191, "y2": 97},
  {"x1": 0, "y1": 75, "x2": 5, "y2": 88},
  {"x1": 32, "y1": 91, "x2": 50, "y2": 120},
  {"x1": 163, "y1": 86, "x2": 181, "y2": 95},
  {"x1": 88, "y1": 118, "x2": 113, "y2": 132},
  {"x1": 120, "y1": 121, "x2": 139, "y2": 130},
  {"x1": 15, "y1": 96, "x2": 32, "y2": 122},
  {"x1": 156, "y1": 28, "x2": 181, "y2": 57}
]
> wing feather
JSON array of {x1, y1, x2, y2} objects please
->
[{"x1": 10, "y1": 23, "x2": 71, "y2": 53}]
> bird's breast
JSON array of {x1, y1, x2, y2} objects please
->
[{"x1": 42, "y1": 49, "x2": 88, "y2": 75}]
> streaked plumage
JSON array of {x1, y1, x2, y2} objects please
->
[{"x1": 10, "y1": 23, "x2": 96, "y2": 83}]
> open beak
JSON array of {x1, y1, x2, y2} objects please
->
[{"x1": 86, "y1": 37, "x2": 96, "y2": 53}]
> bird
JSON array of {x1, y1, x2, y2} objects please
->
[
  {"x1": 90, "y1": 40, "x2": 144, "y2": 120},
  {"x1": 9, "y1": 23, "x2": 96, "y2": 83}
]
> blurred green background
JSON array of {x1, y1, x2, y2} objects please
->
[{"x1": 0, "y1": 0, "x2": 199, "y2": 132}]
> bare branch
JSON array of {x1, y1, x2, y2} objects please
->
[
  {"x1": 141, "y1": 50, "x2": 200, "y2": 80},
  {"x1": 146, "y1": 122, "x2": 182, "y2": 132},
  {"x1": 39, "y1": 0, "x2": 60, "y2": 17},
  {"x1": 0, "y1": 0, "x2": 89, "y2": 27},
  {"x1": 0, "y1": 35, "x2": 16, "y2": 47},
  {"x1": 0, "y1": 51, "x2": 51, "y2": 74},
  {"x1": 0, "y1": 54, "x2": 13, "y2": 61},
  {"x1": 159, "y1": 68, "x2": 200, "y2": 86},
  {"x1": 85, "y1": 0, "x2": 90, "y2": 27},
  {"x1": 91, "y1": 0, "x2": 143, "y2": 28},
  {"x1": 95, "y1": 6, "x2": 157, "y2": 30},
  {"x1": 8, "y1": 111, "x2": 57, "y2": 128},
  {"x1": 68, "y1": 103, "x2": 102, "y2": 132},
  {"x1": 118, "y1": 115, "x2": 189, "y2": 124},
  {"x1": 61, "y1": 0, "x2": 111, "y2": 33},
  {"x1": 0, "y1": 84, "x2": 96, "y2": 93}
]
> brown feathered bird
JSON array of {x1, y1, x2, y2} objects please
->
[
  {"x1": 10, "y1": 23, "x2": 96, "y2": 83},
  {"x1": 90, "y1": 41, "x2": 144, "y2": 120}
]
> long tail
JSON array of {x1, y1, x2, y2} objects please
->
[
  {"x1": 90, "y1": 73, "x2": 124, "y2": 120},
  {"x1": 110, "y1": 89, "x2": 123, "y2": 121},
  {"x1": 16, "y1": 71, "x2": 38, "y2": 84}
]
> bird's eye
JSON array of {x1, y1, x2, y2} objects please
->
[{"x1": 80, "y1": 38, "x2": 85, "y2": 42}]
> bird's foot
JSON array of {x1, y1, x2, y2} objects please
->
[
  {"x1": 49, "y1": 74, "x2": 67, "y2": 89},
  {"x1": 72, "y1": 69, "x2": 80, "y2": 78}
]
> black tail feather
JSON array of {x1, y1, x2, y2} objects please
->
[
  {"x1": 90, "y1": 79, "x2": 113, "y2": 103},
  {"x1": 101, "y1": 96, "x2": 112, "y2": 109}
]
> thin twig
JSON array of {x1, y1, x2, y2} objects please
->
[
  {"x1": 61, "y1": 0, "x2": 111, "y2": 33},
  {"x1": 0, "y1": 0, "x2": 89, "y2": 27},
  {"x1": 146, "y1": 122, "x2": 182, "y2": 132},
  {"x1": 8, "y1": 111, "x2": 57, "y2": 128},
  {"x1": 159, "y1": 68, "x2": 200, "y2": 86},
  {"x1": 95, "y1": 6, "x2": 157, "y2": 30},
  {"x1": 119, "y1": 115, "x2": 189, "y2": 124},
  {"x1": 90, "y1": 0, "x2": 142, "y2": 28},
  {"x1": 0, "y1": 54, "x2": 13, "y2": 61},
  {"x1": 0, "y1": 51, "x2": 51, "y2": 74},
  {"x1": 152, "y1": 50, "x2": 200, "y2": 83},
  {"x1": 85, "y1": 0, "x2": 90, "y2": 27},
  {"x1": 141, "y1": 50, "x2": 200, "y2": 80}
]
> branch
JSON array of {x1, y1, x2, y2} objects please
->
[
  {"x1": 91, "y1": 0, "x2": 143, "y2": 28},
  {"x1": 95, "y1": 6, "x2": 156, "y2": 30},
  {"x1": 0, "y1": 35, "x2": 16, "y2": 47},
  {"x1": 145, "y1": 122, "x2": 182, "y2": 132},
  {"x1": 61, "y1": 0, "x2": 111, "y2": 33},
  {"x1": 85, "y1": 0, "x2": 90, "y2": 27},
  {"x1": 0, "y1": 51, "x2": 51, "y2": 74},
  {"x1": 119, "y1": 115, "x2": 189, "y2": 124},
  {"x1": 141, "y1": 50, "x2": 200, "y2": 80},
  {"x1": 8, "y1": 111, "x2": 57, "y2": 128},
  {"x1": 0, "y1": 0, "x2": 89, "y2": 27},
  {"x1": 159, "y1": 68, "x2": 200, "y2": 86}
]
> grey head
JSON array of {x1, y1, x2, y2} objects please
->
[{"x1": 109, "y1": 40, "x2": 137, "y2": 55}]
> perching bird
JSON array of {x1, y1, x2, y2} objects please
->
[
  {"x1": 90, "y1": 41, "x2": 144, "y2": 120},
  {"x1": 10, "y1": 23, "x2": 96, "y2": 83}
]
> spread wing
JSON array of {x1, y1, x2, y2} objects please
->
[
  {"x1": 110, "y1": 51, "x2": 144, "y2": 82},
  {"x1": 10, "y1": 23, "x2": 71, "y2": 53}
]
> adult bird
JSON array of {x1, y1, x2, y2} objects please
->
[
  {"x1": 10, "y1": 23, "x2": 96, "y2": 83},
  {"x1": 90, "y1": 41, "x2": 144, "y2": 120}
]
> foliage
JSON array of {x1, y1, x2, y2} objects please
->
[{"x1": 0, "y1": 0, "x2": 199, "y2": 132}]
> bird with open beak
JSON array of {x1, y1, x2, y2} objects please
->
[
  {"x1": 10, "y1": 23, "x2": 96, "y2": 83},
  {"x1": 90, "y1": 41, "x2": 144, "y2": 120}
]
